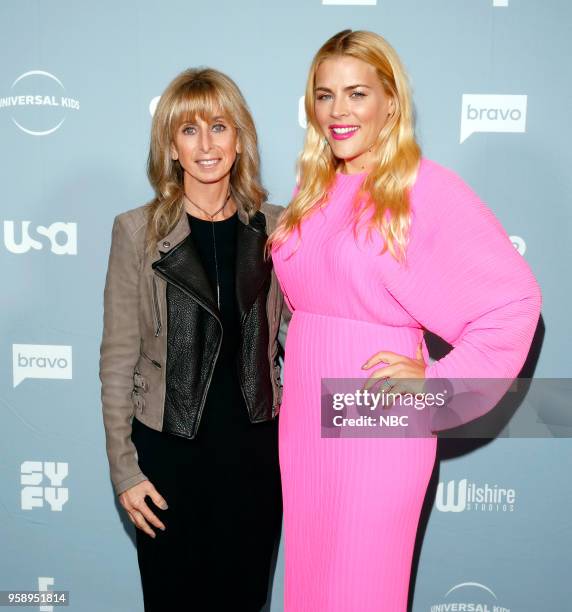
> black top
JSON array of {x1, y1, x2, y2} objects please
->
[{"x1": 185, "y1": 211, "x2": 249, "y2": 434}]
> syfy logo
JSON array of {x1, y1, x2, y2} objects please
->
[
  {"x1": 13, "y1": 344, "x2": 72, "y2": 387},
  {"x1": 436, "y1": 478, "x2": 516, "y2": 513},
  {"x1": 21, "y1": 461, "x2": 69, "y2": 511},
  {"x1": 460, "y1": 94, "x2": 527, "y2": 143},
  {"x1": 3, "y1": 221, "x2": 77, "y2": 255}
]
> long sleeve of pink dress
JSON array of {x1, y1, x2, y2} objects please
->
[{"x1": 271, "y1": 158, "x2": 542, "y2": 611}]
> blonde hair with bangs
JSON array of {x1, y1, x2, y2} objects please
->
[
  {"x1": 268, "y1": 30, "x2": 421, "y2": 263},
  {"x1": 145, "y1": 67, "x2": 267, "y2": 251}
]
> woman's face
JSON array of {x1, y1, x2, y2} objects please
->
[
  {"x1": 314, "y1": 55, "x2": 395, "y2": 174},
  {"x1": 170, "y1": 112, "x2": 240, "y2": 187}
]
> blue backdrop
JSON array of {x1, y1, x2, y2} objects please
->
[{"x1": 1, "y1": 1, "x2": 570, "y2": 610}]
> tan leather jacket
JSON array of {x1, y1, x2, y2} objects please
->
[{"x1": 99, "y1": 202, "x2": 287, "y2": 496}]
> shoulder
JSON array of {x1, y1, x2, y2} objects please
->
[
  {"x1": 410, "y1": 158, "x2": 507, "y2": 243},
  {"x1": 411, "y1": 157, "x2": 485, "y2": 216},
  {"x1": 260, "y1": 201, "x2": 286, "y2": 233},
  {"x1": 112, "y1": 204, "x2": 149, "y2": 243},
  {"x1": 109, "y1": 204, "x2": 149, "y2": 260}
]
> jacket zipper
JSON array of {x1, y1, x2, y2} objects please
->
[
  {"x1": 141, "y1": 350, "x2": 161, "y2": 369},
  {"x1": 151, "y1": 276, "x2": 162, "y2": 337}
]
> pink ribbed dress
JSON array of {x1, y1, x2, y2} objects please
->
[{"x1": 271, "y1": 158, "x2": 541, "y2": 611}]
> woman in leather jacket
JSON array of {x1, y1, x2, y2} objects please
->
[{"x1": 99, "y1": 67, "x2": 286, "y2": 612}]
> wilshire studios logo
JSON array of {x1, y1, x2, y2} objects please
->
[
  {"x1": 460, "y1": 94, "x2": 527, "y2": 143},
  {"x1": 0, "y1": 70, "x2": 80, "y2": 136},
  {"x1": 436, "y1": 478, "x2": 516, "y2": 513},
  {"x1": 21, "y1": 461, "x2": 69, "y2": 511},
  {"x1": 431, "y1": 582, "x2": 510, "y2": 612},
  {"x1": 13, "y1": 344, "x2": 73, "y2": 388}
]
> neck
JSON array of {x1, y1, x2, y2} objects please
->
[{"x1": 183, "y1": 173, "x2": 237, "y2": 220}]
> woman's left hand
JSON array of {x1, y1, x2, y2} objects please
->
[{"x1": 361, "y1": 341, "x2": 426, "y2": 397}]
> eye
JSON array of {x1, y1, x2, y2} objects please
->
[
  {"x1": 350, "y1": 91, "x2": 366, "y2": 99},
  {"x1": 182, "y1": 125, "x2": 197, "y2": 135},
  {"x1": 212, "y1": 123, "x2": 226, "y2": 132},
  {"x1": 316, "y1": 93, "x2": 333, "y2": 101}
]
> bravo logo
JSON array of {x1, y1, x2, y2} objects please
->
[
  {"x1": 0, "y1": 71, "x2": 80, "y2": 136},
  {"x1": 3, "y1": 221, "x2": 77, "y2": 255},
  {"x1": 12, "y1": 344, "x2": 72, "y2": 387},
  {"x1": 436, "y1": 478, "x2": 516, "y2": 513},
  {"x1": 460, "y1": 94, "x2": 527, "y2": 143},
  {"x1": 21, "y1": 461, "x2": 69, "y2": 511}
]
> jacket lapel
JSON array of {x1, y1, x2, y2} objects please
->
[
  {"x1": 235, "y1": 210, "x2": 272, "y2": 321},
  {"x1": 152, "y1": 231, "x2": 219, "y2": 318}
]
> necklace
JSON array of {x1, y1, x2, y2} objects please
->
[{"x1": 184, "y1": 190, "x2": 231, "y2": 310}]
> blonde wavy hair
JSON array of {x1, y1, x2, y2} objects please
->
[
  {"x1": 145, "y1": 67, "x2": 267, "y2": 251},
  {"x1": 268, "y1": 30, "x2": 421, "y2": 263}
]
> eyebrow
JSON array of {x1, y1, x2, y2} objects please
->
[
  {"x1": 314, "y1": 84, "x2": 372, "y2": 92},
  {"x1": 180, "y1": 115, "x2": 227, "y2": 126}
]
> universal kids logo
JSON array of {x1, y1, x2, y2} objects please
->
[
  {"x1": 3, "y1": 221, "x2": 77, "y2": 255},
  {"x1": 431, "y1": 582, "x2": 510, "y2": 612},
  {"x1": 21, "y1": 461, "x2": 69, "y2": 512},
  {"x1": 460, "y1": 94, "x2": 527, "y2": 143},
  {"x1": 12, "y1": 344, "x2": 73, "y2": 388},
  {"x1": 0, "y1": 71, "x2": 80, "y2": 136},
  {"x1": 436, "y1": 478, "x2": 516, "y2": 513}
]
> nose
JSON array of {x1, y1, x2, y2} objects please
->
[
  {"x1": 331, "y1": 94, "x2": 349, "y2": 118},
  {"x1": 199, "y1": 128, "x2": 212, "y2": 153}
]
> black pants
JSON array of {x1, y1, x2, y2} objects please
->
[{"x1": 131, "y1": 416, "x2": 282, "y2": 612}]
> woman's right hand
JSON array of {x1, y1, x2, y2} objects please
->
[{"x1": 119, "y1": 479, "x2": 168, "y2": 538}]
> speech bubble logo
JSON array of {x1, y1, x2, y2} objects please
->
[
  {"x1": 13, "y1": 344, "x2": 72, "y2": 387},
  {"x1": 460, "y1": 94, "x2": 527, "y2": 143}
]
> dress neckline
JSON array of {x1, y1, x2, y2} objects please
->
[{"x1": 334, "y1": 170, "x2": 368, "y2": 181}]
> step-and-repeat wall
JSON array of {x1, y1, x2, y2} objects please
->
[{"x1": 1, "y1": 1, "x2": 570, "y2": 610}]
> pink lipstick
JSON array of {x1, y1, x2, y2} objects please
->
[{"x1": 329, "y1": 124, "x2": 360, "y2": 141}]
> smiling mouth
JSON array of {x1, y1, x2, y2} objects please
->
[
  {"x1": 196, "y1": 159, "x2": 221, "y2": 167},
  {"x1": 329, "y1": 125, "x2": 360, "y2": 140}
]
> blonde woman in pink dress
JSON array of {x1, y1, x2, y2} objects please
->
[{"x1": 268, "y1": 30, "x2": 542, "y2": 611}]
